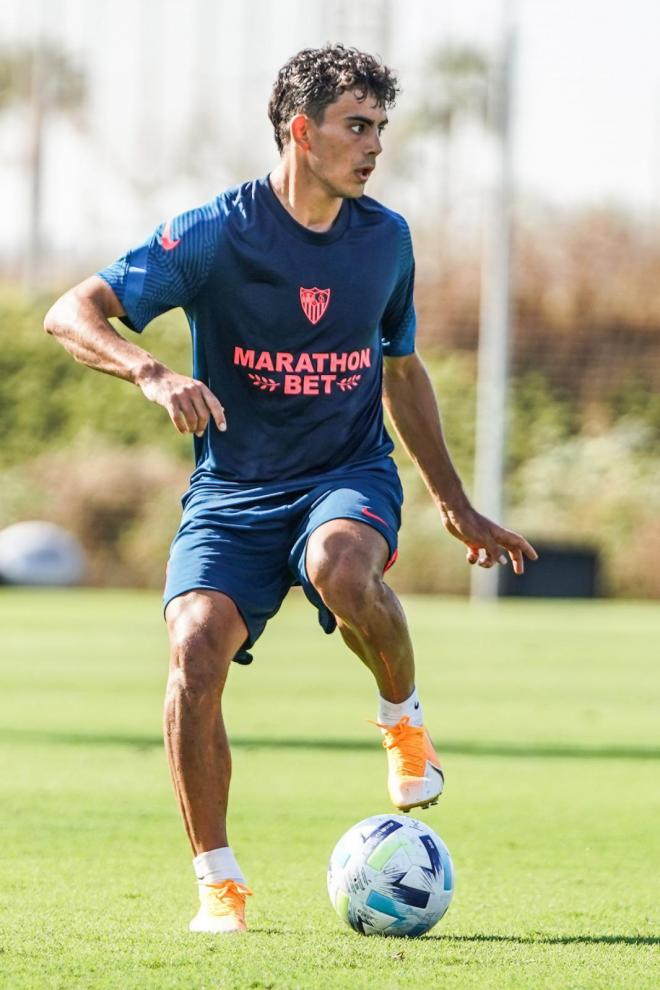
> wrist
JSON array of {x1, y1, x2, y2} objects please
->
[
  {"x1": 437, "y1": 482, "x2": 471, "y2": 514},
  {"x1": 131, "y1": 355, "x2": 166, "y2": 388}
]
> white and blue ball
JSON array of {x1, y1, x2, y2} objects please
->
[
  {"x1": 327, "y1": 814, "x2": 454, "y2": 937},
  {"x1": 0, "y1": 521, "x2": 86, "y2": 586}
]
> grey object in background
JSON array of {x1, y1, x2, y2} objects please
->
[{"x1": 0, "y1": 521, "x2": 86, "y2": 586}]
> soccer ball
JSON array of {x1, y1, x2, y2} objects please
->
[{"x1": 327, "y1": 814, "x2": 454, "y2": 937}]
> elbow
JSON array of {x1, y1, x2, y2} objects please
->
[
  {"x1": 43, "y1": 310, "x2": 56, "y2": 336},
  {"x1": 44, "y1": 291, "x2": 76, "y2": 338},
  {"x1": 383, "y1": 353, "x2": 420, "y2": 391},
  {"x1": 44, "y1": 277, "x2": 119, "y2": 339},
  {"x1": 44, "y1": 297, "x2": 64, "y2": 337}
]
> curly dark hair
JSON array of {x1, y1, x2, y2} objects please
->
[{"x1": 268, "y1": 43, "x2": 400, "y2": 155}]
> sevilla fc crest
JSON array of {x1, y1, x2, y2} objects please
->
[{"x1": 300, "y1": 287, "x2": 331, "y2": 325}]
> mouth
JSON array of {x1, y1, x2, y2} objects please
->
[{"x1": 355, "y1": 166, "x2": 374, "y2": 183}]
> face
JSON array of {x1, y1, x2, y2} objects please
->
[{"x1": 295, "y1": 89, "x2": 388, "y2": 199}]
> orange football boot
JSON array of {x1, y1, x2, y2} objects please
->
[
  {"x1": 189, "y1": 879, "x2": 252, "y2": 934},
  {"x1": 374, "y1": 715, "x2": 444, "y2": 812}
]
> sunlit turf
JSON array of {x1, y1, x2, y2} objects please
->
[{"x1": 1, "y1": 588, "x2": 658, "y2": 989}]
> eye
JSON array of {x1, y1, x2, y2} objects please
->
[{"x1": 350, "y1": 123, "x2": 364, "y2": 134}]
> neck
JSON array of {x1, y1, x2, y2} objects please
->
[{"x1": 269, "y1": 157, "x2": 343, "y2": 233}]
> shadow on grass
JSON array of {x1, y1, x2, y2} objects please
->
[
  {"x1": 426, "y1": 933, "x2": 660, "y2": 947},
  {"x1": 203, "y1": 928, "x2": 658, "y2": 946},
  {"x1": 1, "y1": 728, "x2": 659, "y2": 761}
]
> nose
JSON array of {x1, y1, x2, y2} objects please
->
[{"x1": 366, "y1": 128, "x2": 382, "y2": 158}]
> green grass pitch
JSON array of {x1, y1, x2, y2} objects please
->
[{"x1": 1, "y1": 588, "x2": 658, "y2": 990}]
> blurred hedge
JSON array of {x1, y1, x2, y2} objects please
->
[
  {"x1": 1, "y1": 294, "x2": 193, "y2": 468},
  {"x1": 1, "y1": 292, "x2": 659, "y2": 598}
]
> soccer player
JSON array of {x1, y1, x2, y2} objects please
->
[{"x1": 45, "y1": 44, "x2": 537, "y2": 934}]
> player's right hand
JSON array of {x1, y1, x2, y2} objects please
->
[{"x1": 137, "y1": 367, "x2": 227, "y2": 436}]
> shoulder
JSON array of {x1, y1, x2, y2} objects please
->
[
  {"x1": 214, "y1": 178, "x2": 265, "y2": 231},
  {"x1": 351, "y1": 194, "x2": 411, "y2": 240},
  {"x1": 165, "y1": 179, "x2": 262, "y2": 243},
  {"x1": 352, "y1": 196, "x2": 414, "y2": 273}
]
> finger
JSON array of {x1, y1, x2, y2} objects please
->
[
  {"x1": 512, "y1": 536, "x2": 538, "y2": 562},
  {"x1": 483, "y1": 537, "x2": 504, "y2": 566},
  {"x1": 171, "y1": 396, "x2": 198, "y2": 434},
  {"x1": 466, "y1": 546, "x2": 479, "y2": 566},
  {"x1": 200, "y1": 384, "x2": 227, "y2": 432},
  {"x1": 477, "y1": 548, "x2": 496, "y2": 568},
  {"x1": 509, "y1": 547, "x2": 525, "y2": 575},
  {"x1": 189, "y1": 392, "x2": 210, "y2": 437},
  {"x1": 171, "y1": 408, "x2": 189, "y2": 434},
  {"x1": 495, "y1": 527, "x2": 539, "y2": 563},
  {"x1": 183, "y1": 402, "x2": 199, "y2": 433}
]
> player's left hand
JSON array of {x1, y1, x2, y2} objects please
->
[{"x1": 439, "y1": 502, "x2": 538, "y2": 575}]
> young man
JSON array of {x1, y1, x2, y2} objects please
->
[{"x1": 45, "y1": 44, "x2": 536, "y2": 934}]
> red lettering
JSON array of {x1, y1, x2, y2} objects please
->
[
  {"x1": 359, "y1": 347, "x2": 371, "y2": 368},
  {"x1": 320, "y1": 375, "x2": 335, "y2": 394},
  {"x1": 284, "y1": 375, "x2": 302, "y2": 394},
  {"x1": 294, "y1": 353, "x2": 315, "y2": 373},
  {"x1": 330, "y1": 352, "x2": 348, "y2": 372},
  {"x1": 255, "y1": 351, "x2": 274, "y2": 372},
  {"x1": 347, "y1": 351, "x2": 360, "y2": 371},
  {"x1": 303, "y1": 375, "x2": 319, "y2": 395},
  {"x1": 234, "y1": 346, "x2": 255, "y2": 368},
  {"x1": 275, "y1": 352, "x2": 294, "y2": 372},
  {"x1": 312, "y1": 352, "x2": 330, "y2": 372}
]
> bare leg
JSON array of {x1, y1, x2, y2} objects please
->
[
  {"x1": 307, "y1": 519, "x2": 444, "y2": 813},
  {"x1": 305, "y1": 519, "x2": 415, "y2": 703},
  {"x1": 164, "y1": 589, "x2": 248, "y2": 854}
]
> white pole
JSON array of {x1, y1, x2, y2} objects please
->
[
  {"x1": 24, "y1": 0, "x2": 46, "y2": 297},
  {"x1": 471, "y1": 4, "x2": 516, "y2": 601}
]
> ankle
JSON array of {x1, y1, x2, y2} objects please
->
[
  {"x1": 378, "y1": 686, "x2": 423, "y2": 727},
  {"x1": 193, "y1": 846, "x2": 246, "y2": 885}
]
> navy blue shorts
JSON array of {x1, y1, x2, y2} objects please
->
[{"x1": 163, "y1": 459, "x2": 403, "y2": 664}]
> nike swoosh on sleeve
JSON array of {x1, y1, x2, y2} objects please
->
[{"x1": 161, "y1": 219, "x2": 181, "y2": 251}]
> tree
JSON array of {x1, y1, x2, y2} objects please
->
[
  {"x1": 406, "y1": 44, "x2": 490, "y2": 237},
  {"x1": 0, "y1": 45, "x2": 85, "y2": 294}
]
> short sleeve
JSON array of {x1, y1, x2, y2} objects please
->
[
  {"x1": 96, "y1": 200, "x2": 221, "y2": 333},
  {"x1": 381, "y1": 216, "x2": 417, "y2": 357}
]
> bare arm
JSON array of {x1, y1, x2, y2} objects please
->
[
  {"x1": 383, "y1": 351, "x2": 537, "y2": 574},
  {"x1": 44, "y1": 276, "x2": 226, "y2": 436}
]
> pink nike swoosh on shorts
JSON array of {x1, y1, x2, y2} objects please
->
[{"x1": 362, "y1": 506, "x2": 388, "y2": 528}]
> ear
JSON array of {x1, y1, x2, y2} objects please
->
[{"x1": 290, "y1": 113, "x2": 311, "y2": 152}]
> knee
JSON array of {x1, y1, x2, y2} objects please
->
[
  {"x1": 307, "y1": 541, "x2": 383, "y2": 622},
  {"x1": 165, "y1": 598, "x2": 236, "y2": 707}
]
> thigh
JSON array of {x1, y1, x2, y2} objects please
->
[
  {"x1": 287, "y1": 460, "x2": 404, "y2": 632},
  {"x1": 164, "y1": 489, "x2": 295, "y2": 656}
]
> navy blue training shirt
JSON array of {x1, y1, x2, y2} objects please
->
[{"x1": 98, "y1": 176, "x2": 417, "y2": 484}]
